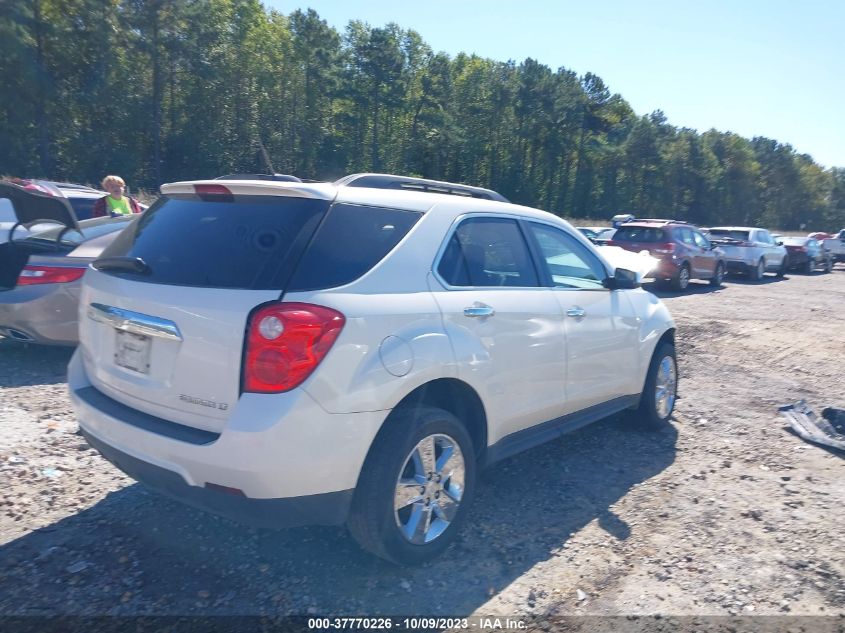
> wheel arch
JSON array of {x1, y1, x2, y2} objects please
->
[{"x1": 360, "y1": 378, "x2": 489, "y2": 479}]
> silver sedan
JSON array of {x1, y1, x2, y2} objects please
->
[{"x1": 0, "y1": 217, "x2": 132, "y2": 345}]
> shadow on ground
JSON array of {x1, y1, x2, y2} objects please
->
[
  {"x1": 0, "y1": 416, "x2": 677, "y2": 616},
  {"x1": 0, "y1": 338, "x2": 74, "y2": 388}
]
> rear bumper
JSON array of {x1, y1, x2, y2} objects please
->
[
  {"x1": 68, "y1": 349, "x2": 386, "y2": 527},
  {"x1": 80, "y1": 428, "x2": 353, "y2": 528},
  {"x1": 0, "y1": 283, "x2": 80, "y2": 345},
  {"x1": 649, "y1": 258, "x2": 680, "y2": 279},
  {"x1": 725, "y1": 260, "x2": 752, "y2": 274}
]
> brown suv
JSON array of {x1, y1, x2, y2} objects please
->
[{"x1": 608, "y1": 220, "x2": 726, "y2": 291}]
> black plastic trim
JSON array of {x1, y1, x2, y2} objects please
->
[
  {"x1": 81, "y1": 429, "x2": 354, "y2": 528},
  {"x1": 484, "y1": 395, "x2": 639, "y2": 465},
  {"x1": 74, "y1": 386, "x2": 220, "y2": 445}
]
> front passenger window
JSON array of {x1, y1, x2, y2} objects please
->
[{"x1": 527, "y1": 223, "x2": 607, "y2": 290}]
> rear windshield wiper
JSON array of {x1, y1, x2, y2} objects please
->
[{"x1": 92, "y1": 256, "x2": 151, "y2": 275}]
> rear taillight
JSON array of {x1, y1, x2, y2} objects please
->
[
  {"x1": 606, "y1": 240, "x2": 618, "y2": 247},
  {"x1": 243, "y1": 302, "x2": 345, "y2": 393},
  {"x1": 651, "y1": 243, "x2": 676, "y2": 255},
  {"x1": 17, "y1": 265, "x2": 86, "y2": 286}
]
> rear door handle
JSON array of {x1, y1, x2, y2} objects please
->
[
  {"x1": 566, "y1": 307, "x2": 586, "y2": 318},
  {"x1": 464, "y1": 306, "x2": 495, "y2": 318}
]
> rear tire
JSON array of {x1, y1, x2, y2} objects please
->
[
  {"x1": 670, "y1": 264, "x2": 691, "y2": 292},
  {"x1": 634, "y1": 342, "x2": 677, "y2": 430},
  {"x1": 347, "y1": 406, "x2": 476, "y2": 565},
  {"x1": 709, "y1": 262, "x2": 724, "y2": 287},
  {"x1": 749, "y1": 258, "x2": 764, "y2": 281},
  {"x1": 803, "y1": 258, "x2": 814, "y2": 274},
  {"x1": 824, "y1": 258, "x2": 833, "y2": 273}
]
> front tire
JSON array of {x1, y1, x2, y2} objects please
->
[
  {"x1": 709, "y1": 262, "x2": 724, "y2": 287},
  {"x1": 803, "y1": 258, "x2": 814, "y2": 274},
  {"x1": 348, "y1": 406, "x2": 476, "y2": 565},
  {"x1": 634, "y1": 342, "x2": 677, "y2": 429}
]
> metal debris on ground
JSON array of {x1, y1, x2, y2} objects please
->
[{"x1": 778, "y1": 401, "x2": 845, "y2": 452}]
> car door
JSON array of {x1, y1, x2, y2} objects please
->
[
  {"x1": 523, "y1": 221, "x2": 641, "y2": 413},
  {"x1": 430, "y1": 215, "x2": 568, "y2": 443},
  {"x1": 692, "y1": 229, "x2": 717, "y2": 276},
  {"x1": 757, "y1": 230, "x2": 778, "y2": 269}
]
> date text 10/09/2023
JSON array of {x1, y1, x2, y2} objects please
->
[{"x1": 307, "y1": 617, "x2": 528, "y2": 630}]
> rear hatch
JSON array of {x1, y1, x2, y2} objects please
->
[
  {"x1": 77, "y1": 182, "x2": 334, "y2": 433},
  {"x1": 708, "y1": 229, "x2": 752, "y2": 259},
  {"x1": 608, "y1": 225, "x2": 671, "y2": 257},
  {"x1": 0, "y1": 182, "x2": 83, "y2": 289}
]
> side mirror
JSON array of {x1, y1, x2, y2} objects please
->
[
  {"x1": 777, "y1": 241, "x2": 784, "y2": 246},
  {"x1": 603, "y1": 267, "x2": 641, "y2": 290}
]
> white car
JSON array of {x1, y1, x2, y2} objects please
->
[
  {"x1": 69, "y1": 174, "x2": 677, "y2": 564},
  {"x1": 707, "y1": 226, "x2": 789, "y2": 280}
]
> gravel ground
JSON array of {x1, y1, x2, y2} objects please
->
[{"x1": 1, "y1": 268, "x2": 844, "y2": 624}]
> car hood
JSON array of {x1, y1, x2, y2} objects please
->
[
  {"x1": 0, "y1": 181, "x2": 80, "y2": 232},
  {"x1": 596, "y1": 245, "x2": 660, "y2": 280}
]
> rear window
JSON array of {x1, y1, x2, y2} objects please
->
[
  {"x1": 287, "y1": 203, "x2": 422, "y2": 291},
  {"x1": 99, "y1": 195, "x2": 330, "y2": 289},
  {"x1": 612, "y1": 226, "x2": 667, "y2": 243},
  {"x1": 709, "y1": 229, "x2": 751, "y2": 241}
]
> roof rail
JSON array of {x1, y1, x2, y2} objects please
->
[
  {"x1": 625, "y1": 218, "x2": 694, "y2": 225},
  {"x1": 334, "y1": 173, "x2": 509, "y2": 203},
  {"x1": 215, "y1": 173, "x2": 303, "y2": 183}
]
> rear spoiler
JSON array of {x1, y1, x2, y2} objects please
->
[{"x1": 0, "y1": 181, "x2": 81, "y2": 243}]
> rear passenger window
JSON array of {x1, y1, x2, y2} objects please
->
[
  {"x1": 438, "y1": 217, "x2": 539, "y2": 287},
  {"x1": 287, "y1": 203, "x2": 422, "y2": 291}
]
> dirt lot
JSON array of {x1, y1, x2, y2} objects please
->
[{"x1": 1, "y1": 268, "x2": 843, "y2": 625}]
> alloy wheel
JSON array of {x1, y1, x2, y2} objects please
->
[
  {"x1": 394, "y1": 434, "x2": 466, "y2": 545},
  {"x1": 654, "y1": 356, "x2": 677, "y2": 419}
]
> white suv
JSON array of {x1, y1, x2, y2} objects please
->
[{"x1": 69, "y1": 174, "x2": 677, "y2": 564}]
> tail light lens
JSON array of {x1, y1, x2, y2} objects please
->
[
  {"x1": 243, "y1": 302, "x2": 345, "y2": 393},
  {"x1": 17, "y1": 265, "x2": 86, "y2": 286},
  {"x1": 651, "y1": 243, "x2": 676, "y2": 255}
]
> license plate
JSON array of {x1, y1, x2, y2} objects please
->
[{"x1": 114, "y1": 330, "x2": 151, "y2": 374}]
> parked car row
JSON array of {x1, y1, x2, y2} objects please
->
[{"x1": 576, "y1": 219, "x2": 841, "y2": 292}]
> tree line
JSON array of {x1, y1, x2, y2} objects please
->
[{"x1": 2, "y1": 0, "x2": 843, "y2": 230}]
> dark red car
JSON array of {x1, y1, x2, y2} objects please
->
[{"x1": 607, "y1": 220, "x2": 726, "y2": 291}]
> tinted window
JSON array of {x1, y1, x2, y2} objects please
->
[
  {"x1": 612, "y1": 226, "x2": 667, "y2": 243},
  {"x1": 287, "y1": 203, "x2": 422, "y2": 291},
  {"x1": 692, "y1": 231, "x2": 710, "y2": 248},
  {"x1": 527, "y1": 223, "x2": 606, "y2": 290},
  {"x1": 677, "y1": 228, "x2": 695, "y2": 246},
  {"x1": 99, "y1": 195, "x2": 329, "y2": 289},
  {"x1": 709, "y1": 229, "x2": 751, "y2": 241},
  {"x1": 438, "y1": 217, "x2": 539, "y2": 287},
  {"x1": 69, "y1": 197, "x2": 97, "y2": 220}
]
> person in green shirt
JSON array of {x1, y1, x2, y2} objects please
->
[{"x1": 92, "y1": 175, "x2": 143, "y2": 218}]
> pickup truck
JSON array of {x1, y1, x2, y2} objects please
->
[
  {"x1": 707, "y1": 226, "x2": 789, "y2": 280},
  {"x1": 822, "y1": 229, "x2": 845, "y2": 264}
]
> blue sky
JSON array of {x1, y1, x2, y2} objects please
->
[{"x1": 267, "y1": 0, "x2": 845, "y2": 168}]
